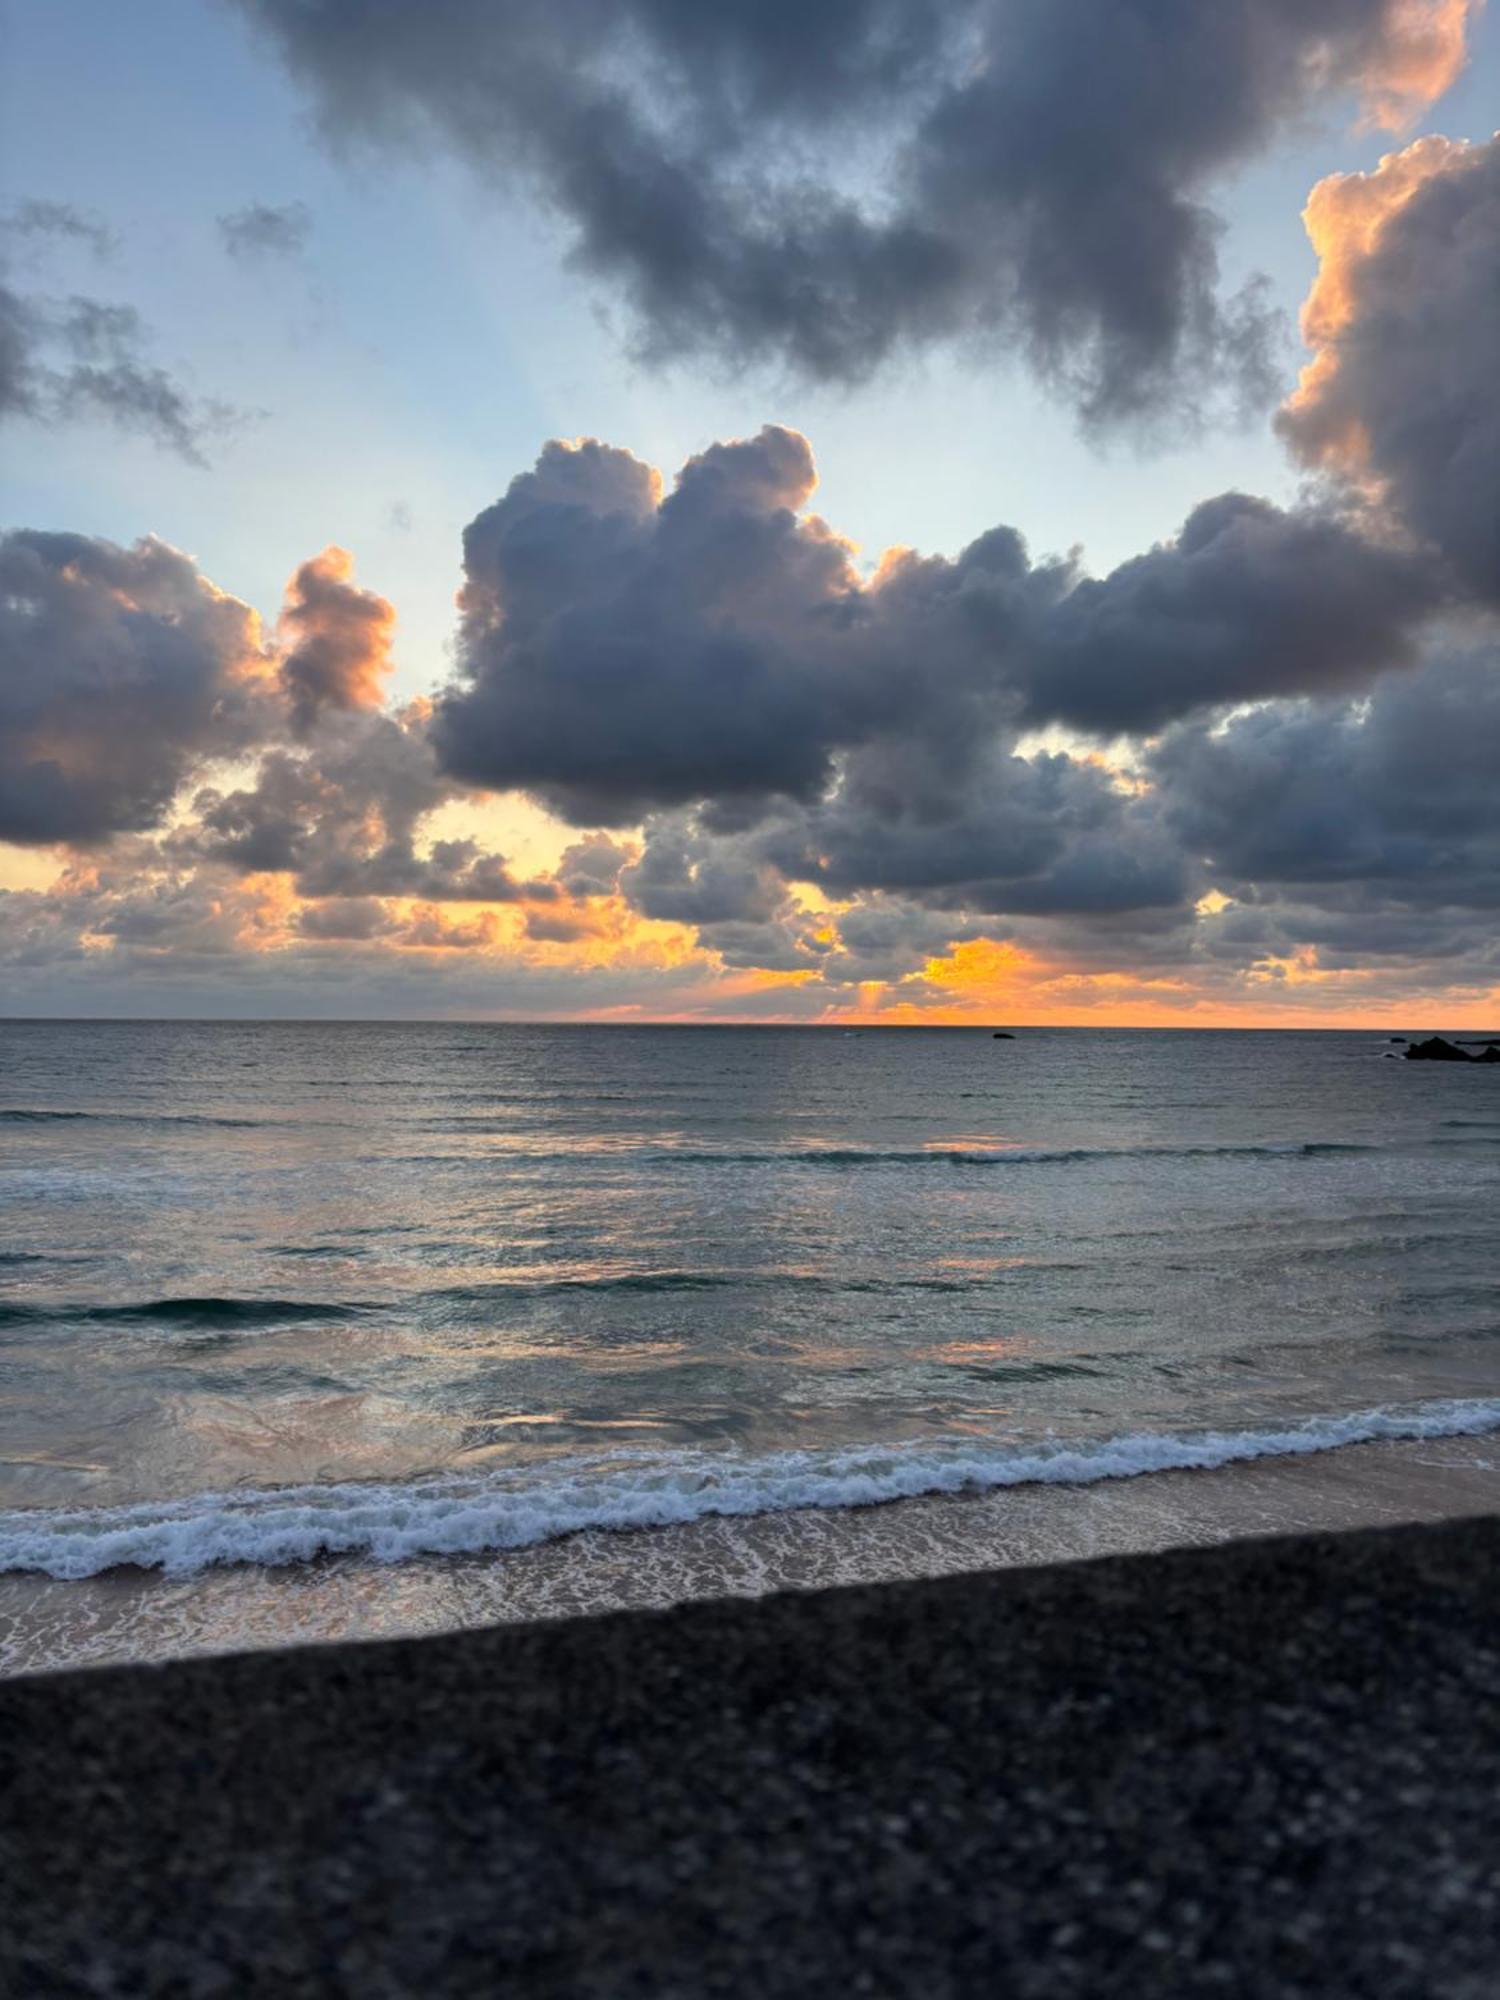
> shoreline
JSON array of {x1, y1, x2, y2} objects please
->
[
  {"x1": 5, "y1": 1512, "x2": 1500, "y2": 1995},
  {"x1": 4, "y1": 1425, "x2": 1500, "y2": 1677}
]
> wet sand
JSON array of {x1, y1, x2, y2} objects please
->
[
  {"x1": 5, "y1": 1512, "x2": 1500, "y2": 1997},
  {"x1": 5, "y1": 1427, "x2": 1499, "y2": 1676}
]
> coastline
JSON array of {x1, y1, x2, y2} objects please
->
[
  {"x1": 5, "y1": 1511, "x2": 1499, "y2": 1996},
  {"x1": 4, "y1": 1425, "x2": 1500, "y2": 1677}
]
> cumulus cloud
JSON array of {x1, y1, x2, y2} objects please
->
[
  {"x1": 217, "y1": 200, "x2": 312, "y2": 259},
  {"x1": 1019, "y1": 491, "x2": 1445, "y2": 735},
  {"x1": 232, "y1": 0, "x2": 1479, "y2": 425},
  {"x1": 0, "y1": 532, "x2": 273, "y2": 845},
  {"x1": 188, "y1": 706, "x2": 556, "y2": 905},
  {"x1": 435, "y1": 424, "x2": 1451, "y2": 845},
  {"x1": 434, "y1": 428, "x2": 893, "y2": 823},
  {"x1": 1155, "y1": 641, "x2": 1500, "y2": 912},
  {"x1": 1279, "y1": 131, "x2": 1500, "y2": 606},
  {"x1": 277, "y1": 546, "x2": 396, "y2": 731}
]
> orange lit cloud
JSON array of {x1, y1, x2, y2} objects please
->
[
  {"x1": 277, "y1": 546, "x2": 396, "y2": 732},
  {"x1": 1353, "y1": 0, "x2": 1481, "y2": 132},
  {"x1": 1283, "y1": 132, "x2": 1477, "y2": 475}
]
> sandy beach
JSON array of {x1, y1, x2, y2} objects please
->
[{"x1": 5, "y1": 1511, "x2": 1499, "y2": 1996}]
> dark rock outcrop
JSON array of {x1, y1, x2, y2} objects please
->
[
  {"x1": 992, "y1": 1032, "x2": 1015, "y2": 1040},
  {"x1": 1404, "y1": 1036, "x2": 1473, "y2": 1062}
]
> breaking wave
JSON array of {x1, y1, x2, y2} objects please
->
[{"x1": 5, "y1": 1396, "x2": 1499, "y2": 1580}]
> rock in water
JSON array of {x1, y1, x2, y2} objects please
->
[
  {"x1": 1404, "y1": 1036, "x2": 1474, "y2": 1062},
  {"x1": 992, "y1": 1032, "x2": 1015, "y2": 1040},
  {"x1": 1476, "y1": 1046, "x2": 1500, "y2": 1065}
]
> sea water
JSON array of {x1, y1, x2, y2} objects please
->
[{"x1": 2, "y1": 1021, "x2": 1498, "y2": 1668}]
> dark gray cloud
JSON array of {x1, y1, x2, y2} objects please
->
[
  {"x1": 620, "y1": 820, "x2": 791, "y2": 927},
  {"x1": 0, "y1": 201, "x2": 237, "y2": 460},
  {"x1": 0, "y1": 282, "x2": 230, "y2": 462},
  {"x1": 555, "y1": 833, "x2": 631, "y2": 900},
  {"x1": 1279, "y1": 134, "x2": 1500, "y2": 608},
  {"x1": 1018, "y1": 492, "x2": 1445, "y2": 736},
  {"x1": 0, "y1": 532, "x2": 273, "y2": 846},
  {"x1": 434, "y1": 428, "x2": 906, "y2": 823},
  {"x1": 755, "y1": 743, "x2": 1189, "y2": 917},
  {"x1": 189, "y1": 708, "x2": 556, "y2": 905},
  {"x1": 435, "y1": 428, "x2": 1449, "y2": 840},
  {"x1": 1154, "y1": 641, "x2": 1500, "y2": 914},
  {"x1": 295, "y1": 896, "x2": 395, "y2": 941},
  {"x1": 233, "y1": 0, "x2": 1470, "y2": 424},
  {"x1": 218, "y1": 200, "x2": 313, "y2": 260}
]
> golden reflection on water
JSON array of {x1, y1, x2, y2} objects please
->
[
  {"x1": 923, "y1": 1335, "x2": 1039, "y2": 1363},
  {"x1": 931, "y1": 1256, "x2": 1030, "y2": 1273}
]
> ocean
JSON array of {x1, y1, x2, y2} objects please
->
[{"x1": 2, "y1": 1019, "x2": 1498, "y2": 1672}]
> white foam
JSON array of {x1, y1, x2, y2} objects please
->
[{"x1": 5, "y1": 1397, "x2": 1500, "y2": 1581}]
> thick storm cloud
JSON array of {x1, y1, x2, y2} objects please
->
[
  {"x1": 0, "y1": 532, "x2": 273, "y2": 845},
  {"x1": 1279, "y1": 132, "x2": 1500, "y2": 607},
  {"x1": 232, "y1": 0, "x2": 1478, "y2": 423}
]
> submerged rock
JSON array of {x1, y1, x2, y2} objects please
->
[{"x1": 1404, "y1": 1036, "x2": 1473, "y2": 1062}]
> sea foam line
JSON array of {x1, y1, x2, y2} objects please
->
[{"x1": 3, "y1": 1398, "x2": 1499, "y2": 1581}]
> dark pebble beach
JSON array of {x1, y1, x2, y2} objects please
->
[{"x1": 5, "y1": 1514, "x2": 1500, "y2": 1998}]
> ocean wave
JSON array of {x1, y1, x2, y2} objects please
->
[
  {"x1": 448, "y1": 1140, "x2": 1380, "y2": 1169},
  {"x1": 768, "y1": 1140, "x2": 1371, "y2": 1166},
  {"x1": 429, "y1": 1269, "x2": 981, "y2": 1305},
  {"x1": 0, "y1": 1296, "x2": 369, "y2": 1330},
  {"x1": 5, "y1": 1396, "x2": 1498, "y2": 1580},
  {"x1": 0, "y1": 1108, "x2": 266, "y2": 1130}
]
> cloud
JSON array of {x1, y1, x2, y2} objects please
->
[
  {"x1": 7, "y1": 285, "x2": 1497, "y2": 1017},
  {"x1": 434, "y1": 428, "x2": 890, "y2": 823},
  {"x1": 188, "y1": 706, "x2": 555, "y2": 905},
  {"x1": 1, "y1": 206, "x2": 235, "y2": 461},
  {"x1": 1154, "y1": 640, "x2": 1500, "y2": 913},
  {"x1": 435, "y1": 425, "x2": 1453, "y2": 838},
  {"x1": 1018, "y1": 491, "x2": 1445, "y2": 735},
  {"x1": 232, "y1": 0, "x2": 1479, "y2": 424},
  {"x1": 0, "y1": 532, "x2": 273, "y2": 845},
  {"x1": 1279, "y1": 131, "x2": 1500, "y2": 606},
  {"x1": 293, "y1": 895, "x2": 394, "y2": 942},
  {"x1": 2, "y1": 200, "x2": 115, "y2": 259},
  {"x1": 217, "y1": 200, "x2": 313, "y2": 259},
  {"x1": 0, "y1": 285, "x2": 234, "y2": 462},
  {"x1": 277, "y1": 546, "x2": 396, "y2": 731}
]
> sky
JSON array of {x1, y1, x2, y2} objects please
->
[{"x1": 0, "y1": 0, "x2": 1496, "y2": 1023}]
